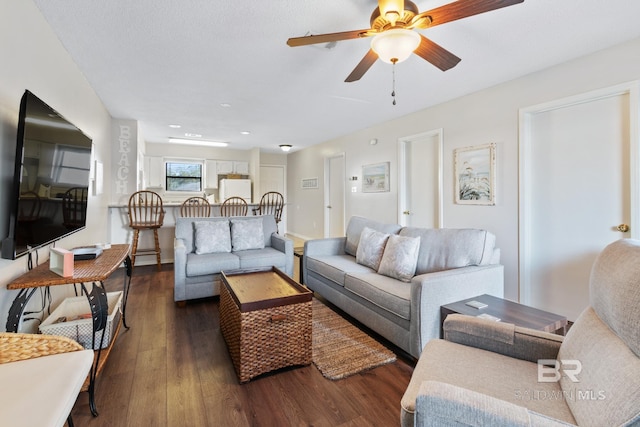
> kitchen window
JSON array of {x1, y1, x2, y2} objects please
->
[{"x1": 165, "y1": 161, "x2": 203, "y2": 192}]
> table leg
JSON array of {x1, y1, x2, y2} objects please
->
[{"x1": 5, "y1": 288, "x2": 38, "y2": 333}]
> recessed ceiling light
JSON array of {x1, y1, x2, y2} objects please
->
[
  {"x1": 184, "y1": 133, "x2": 202, "y2": 138},
  {"x1": 169, "y1": 138, "x2": 228, "y2": 147},
  {"x1": 240, "y1": 131, "x2": 251, "y2": 135},
  {"x1": 220, "y1": 103, "x2": 231, "y2": 108},
  {"x1": 168, "y1": 124, "x2": 181, "y2": 128}
]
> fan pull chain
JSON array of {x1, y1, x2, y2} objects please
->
[{"x1": 391, "y1": 60, "x2": 397, "y2": 106}]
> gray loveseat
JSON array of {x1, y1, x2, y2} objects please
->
[
  {"x1": 174, "y1": 214, "x2": 294, "y2": 303},
  {"x1": 302, "y1": 216, "x2": 504, "y2": 358}
]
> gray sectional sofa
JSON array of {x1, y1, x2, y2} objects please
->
[
  {"x1": 302, "y1": 216, "x2": 504, "y2": 358},
  {"x1": 174, "y1": 214, "x2": 294, "y2": 303}
]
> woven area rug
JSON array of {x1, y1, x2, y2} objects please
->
[{"x1": 312, "y1": 298, "x2": 396, "y2": 380}]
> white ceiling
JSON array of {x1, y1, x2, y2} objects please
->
[{"x1": 32, "y1": 0, "x2": 640, "y2": 153}]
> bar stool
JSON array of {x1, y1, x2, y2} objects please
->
[
  {"x1": 220, "y1": 196, "x2": 248, "y2": 216},
  {"x1": 127, "y1": 190, "x2": 164, "y2": 271}
]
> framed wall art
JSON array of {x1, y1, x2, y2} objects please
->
[
  {"x1": 362, "y1": 162, "x2": 390, "y2": 193},
  {"x1": 454, "y1": 143, "x2": 496, "y2": 205}
]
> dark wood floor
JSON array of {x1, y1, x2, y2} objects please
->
[{"x1": 70, "y1": 264, "x2": 415, "y2": 426}]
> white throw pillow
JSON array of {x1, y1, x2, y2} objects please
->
[
  {"x1": 356, "y1": 227, "x2": 390, "y2": 270},
  {"x1": 194, "y1": 220, "x2": 231, "y2": 254},
  {"x1": 230, "y1": 218, "x2": 265, "y2": 251},
  {"x1": 378, "y1": 234, "x2": 421, "y2": 282}
]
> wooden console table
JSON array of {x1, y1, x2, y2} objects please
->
[{"x1": 5, "y1": 244, "x2": 132, "y2": 417}]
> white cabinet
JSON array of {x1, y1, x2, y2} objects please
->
[
  {"x1": 144, "y1": 156, "x2": 164, "y2": 188},
  {"x1": 216, "y1": 160, "x2": 249, "y2": 175},
  {"x1": 205, "y1": 160, "x2": 218, "y2": 189},
  {"x1": 234, "y1": 161, "x2": 249, "y2": 175},
  {"x1": 216, "y1": 160, "x2": 233, "y2": 175}
]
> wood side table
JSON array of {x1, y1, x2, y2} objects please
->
[{"x1": 440, "y1": 294, "x2": 568, "y2": 338}]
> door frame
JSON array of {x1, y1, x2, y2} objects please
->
[
  {"x1": 324, "y1": 153, "x2": 346, "y2": 238},
  {"x1": 518, "y1": 81, "x2": 640, "y2": 304},
  {"x1": 397, "y1": 129, "x2": 444, "y2": 227}
]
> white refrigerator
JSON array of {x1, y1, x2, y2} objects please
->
[{"x1": 219, "y1": 179, "x2": 252, "y2": 203}]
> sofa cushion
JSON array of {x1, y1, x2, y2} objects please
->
[
  {"x1": 185, "y1": 252, "x2": 240, "y2": 276},
  {"x1": 378, "y1": 234, "x2": 420, "y2": 282},
  {"x1": 230, "y1": 217, "x2": 265, "y2": 251},
  {"x1": 194, "y1": 220, "x2": 231, "y2": 254},
  {"x1": 176, "y1": 216, "x2": 230, "y2": 253},
  {"x1": 344, "y1": 272, "x2": 411, "y2": 320},
  {"x1": 399, "y1": 228, "x2": 496, "y2": 274},
  {"x1": 588, "y1": 238, "x2": 640, "y2": 357},
  {"x1": 557, "y1": 307, "x2": 640, "y2": 427},
  {"x1": 356, "y1": 227, "x2": 390, "y2": 270},
  {"x1": 344, "y1": 216, "x2": 402, "y2": 257},
  {"x1": 306, "y1": 254, "x2": 373, "y2": 287},
  {"x1": 235, "y1": 247, "x2": 287, "y2": 271}
]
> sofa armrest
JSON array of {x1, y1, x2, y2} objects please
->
[
  {"x1": 415, "y1": 381, "x2": 573, "y2": 427},
  {"x1": 444, "y1": 314, "x2": 563, "y2": 363},
  {"x1": 303, "y1": 237, "x2": 346, "y2": 257},
  {"x1": 410, "y1": 264, "x2": 504, "y2": 357},
  {"x1": 271, "y1": 233, "x2": 294, "y2": 277},
  {"x1": 174, "y1": 238, "x2": 188, "y2": 302}
]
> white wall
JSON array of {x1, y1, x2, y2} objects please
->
[
  {"x1": 287, "y1": 36, "x2": 640, "y2": 301},
  {"x1": 0, "y1": 1, "x2": 113, "y2": 331}
]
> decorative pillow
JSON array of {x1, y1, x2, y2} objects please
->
[
  {"x1": 378, "y1": 234, "x2": 421, "y2": 282},
  {"x1": 230, "y1": 218, "x2": 265, "y2": 251},
  {"x1": 356, "y1": 227, "x2": 390, "y2": 270},
  {"x1": 194, "y1": 220, "x2": 231, "y2": 254}
]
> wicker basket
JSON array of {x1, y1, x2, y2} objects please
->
[
  {"x1": 39, "y1": 291, "x2": 122, "y2": 350},
  {"x1": 219, "y1": 280, "x2": 312, "y2": 383},
  {"x1": 0, "y1": 333, "x2": 84, "y2": 364}
]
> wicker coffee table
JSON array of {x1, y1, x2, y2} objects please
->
[{"x1": 219, "y1": 267, "x2": 313, "y2": 383}]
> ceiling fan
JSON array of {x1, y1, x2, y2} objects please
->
[{"x1": 287, "y1": 0, "x2": 525, "y2": 82}]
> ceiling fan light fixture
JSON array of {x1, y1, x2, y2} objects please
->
[
  {"x1": 279, "y1": 144, "x2": 292, "y2": 152},
  {"x1": 370, "y1": 29, "x2": 420, "y2": 64}
]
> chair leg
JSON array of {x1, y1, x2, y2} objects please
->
[
  {"x1": 131, "y1": 229, "x2": 140, "y2": 268},
  {"x1": 153, "y1": 229, "x2": 162, "y2": 271}
]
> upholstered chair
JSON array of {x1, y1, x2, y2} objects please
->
[{"x1": 401, "y1": 238, "x2": 640, "y2": 427}]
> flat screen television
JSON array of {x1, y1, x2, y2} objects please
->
[{"x1": 1, "y1": 90, "x2": 93, "y2": 260}]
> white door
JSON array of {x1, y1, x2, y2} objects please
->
[
  {"x1": 324, "y1": 154, "x2": 345, "y2": 237},
  {"x1": 259, "y1": 165, "x2": 286, "y2": 232},
  {"x1": 398, "y1": 130, "x2": 443, "y2": 228},
  {"x1": 520, "y1": 83, "x2": 638, "y2": 321}
]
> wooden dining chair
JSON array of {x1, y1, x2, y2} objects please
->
[
  {"x1": 220, "y1": 196, "x2": 248, "y2": 217},
  {"x1": 127, "y1": 190, "x2": 164, "y2": 270},
  {"x1": 62, "y1": 187, "x2": 88, "y2": 230},
  {"x1": 180, "y1": 196, "x2": 211, "y2": 217},
  {"x1": 252, "y1": 191, "x2": 284, "y2": 232}
]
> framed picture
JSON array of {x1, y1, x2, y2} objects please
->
[
  {"x1": 362, "y1": 162, "x2": 390, "y2": 193},
  {"x1": 454, "y1": 143, "x2": 496, "y2": 205}
]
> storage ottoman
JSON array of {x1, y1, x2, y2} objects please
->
[{"x1": 219, "y1": 267, "x2": 312, "y2": 383}]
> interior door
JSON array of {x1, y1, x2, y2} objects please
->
[
  {"x1": 325, "y1": 154, "x2": 345, "y2": 237},
  {"x1": 398, "y1": 130, "x2": 443, "y2": 228},
  {"x1": 520, "y1": 83, "x2": 638, "y2": 321}
]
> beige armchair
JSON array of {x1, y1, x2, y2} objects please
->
[{"x1": 401, "y1": 238, "x2": 640, "y2": 427}]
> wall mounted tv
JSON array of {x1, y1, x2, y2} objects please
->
[{"x1": 1, "y1": 90, "x2": 92, "y2": 260}]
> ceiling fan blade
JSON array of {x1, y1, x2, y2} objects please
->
[
  {"x1": 345, "y1": 49, "x2": 378, "y2": 82},
  {"x1": 414, "y1": 35, "x2": 461, "y2": 71},
  {"x1": 287, "y1": 29, "x2": 373, "y2": 47},
  {"x1": 413, "y1": 0, "x2": 524, "y2": 29}
]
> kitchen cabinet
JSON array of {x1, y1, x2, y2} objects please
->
[
  {"x1": 205, "y1": 160, "x2": 218, "y2": 189},
  {"x1": 145, "y1": 156, "x2": 164, "y2": 188},
  {"x1": 216, "y1": 160, "x2": 249, "y2": 175}
]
